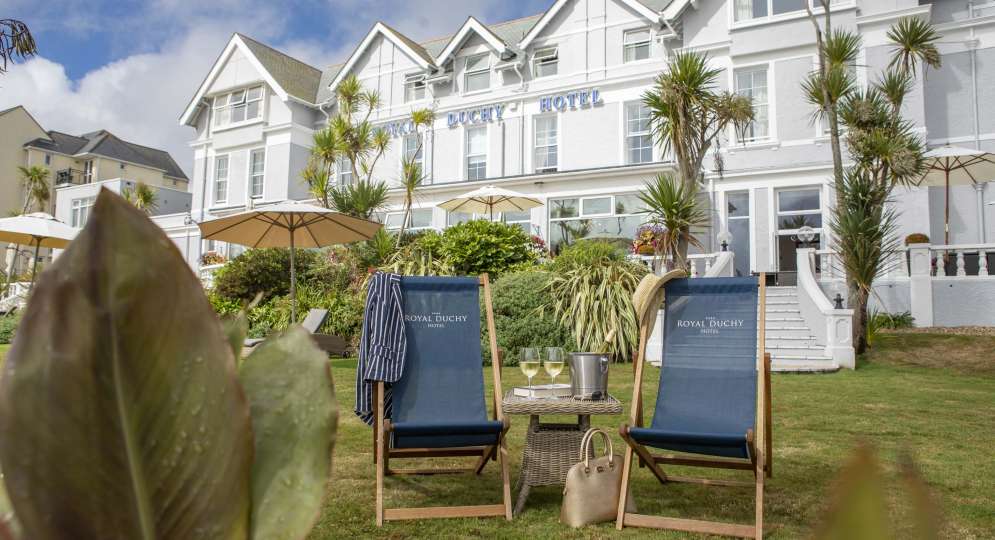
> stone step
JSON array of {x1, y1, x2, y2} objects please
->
[
  {"x1": 766, "y1": 298, "x2": 799, "y2": 306},
  {"x1": 767, "y1": 345, "x2": 825, "y2": 357},
  {"x1": 771, "y1": 356, "x2": 839, "y2": 373},
  {"x1": 765, "y1": 316, "x2": 806, "y2": 323},
  {"x1": 766, "y1": 337, "x2": 819, "y2": 348}
]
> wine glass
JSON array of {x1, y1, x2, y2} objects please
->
[
  {"x1": 545, "y1": 347, "x2": 566, "y2": 387},
  {"x1": 520, "y1": 347, "x2": 541, "y2": 396}
]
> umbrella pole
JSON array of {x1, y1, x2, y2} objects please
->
[
  {"x1": 290, "y1": 227, "x2": 297, "y2": 323},
  {"x1": 945, "y1": 168, "x2": 951, "y2": 246},
  {"x1": 28, "y1": 237, "x2": 41, "y2": 294}
]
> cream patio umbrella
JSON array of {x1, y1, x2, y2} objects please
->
[
  {"x1": 438, "y1": 185, "x2": 543, "y2": 220},
  {"x1": 920, "y1": 145, "x2": 995, "y2": 244},
  {"x1": 198, "y1": 201, "x2": 381, "y2": 321},
  {"x1": 0, "y1": 212, "x2": 79, "y2": 293}
]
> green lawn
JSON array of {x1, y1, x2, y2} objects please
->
[
  {"x1": 309, "y1": 334, "x2": 995, "y2": 539},
  {"x1": 2, "y1": 338, "x2": 992, "y2": 538}
]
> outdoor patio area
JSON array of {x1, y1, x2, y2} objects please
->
[{"x1": 275, "y1": 332, "x2": 995, "y2": 539}]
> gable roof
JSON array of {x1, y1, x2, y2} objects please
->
[
  {"x1": 0, "y1": 105, "x2": 49, "y2": 139},
  {"x1": 237, "y1": 34, "x2": 322, "y2": 103},
  {"x1": 435, "y1": 17, "x2": 513, "y2": 66},
  {"x1": 521, "y1": 0, "x2": 664, "y2": 48},
  {"x1": 179, "y1": 33, "x2": 323, "y2": 126},
  {"x1": 25, "y1": 130, "x2": 188, "y2": 180},
  {"x1": 325, "y1": 22, "x2": 437, "y2": 97}
]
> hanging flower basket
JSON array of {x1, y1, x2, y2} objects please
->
[{"x1": 631, "y1": 224, "x2": 667, "y2": 256}]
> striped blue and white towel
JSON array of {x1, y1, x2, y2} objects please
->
[{"x1": 354, "y1": 271, "x2": 406, "y2": 426}]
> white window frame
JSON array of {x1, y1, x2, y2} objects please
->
[
  {"x1": 533, "y1": 115, "x2": 558, "y2": 173},
  {"x1": 212, "y1": 85, "x2": 264, "y2": 129},
  {"x1": 213, "y1": 154, "x2": 230, "y2": 205},
  {"x1": 337, "y1": 157, "x2": 353, "y2": 186},
  {"x1": 70, "y1": 196, "x2": 96, "y2": 228},
  {"x1": 733, "y1": 0, "x2": 850, "y2": 25},
  {"x1": 463, "y1": 53, "x2": 491, "y2": 93},
  {"x1": 547, "y1": 193, "x2": 648, "y2": 251},
  {"x1": 623, "y1": 28, "x2": 651, "y2": 63},
  {"x1": 402, "y1": 132, "x2": 423, "y2": 168},
  {"x1": 383, "y1": 208, "x2": 434, "y2": 231},
  {"x1": 532, "y1": 46, "x2": 559, "y2": 78},
  {"x1": 734, "y1": 64, "x2": 771, "y2": 144},
  {"x1": 624, "y1": 101, "x2": 654, "y2": 165},
  {"x1": 248, "y1": 148, "x2": 265, "y2": 199},
  {"x1": 82, "y1": 159, "x2": 94, "y2": 183},
  {"x1": 404, "y1": 73, "x2": 427, "y2": 103},
  {"x1": 465, "y1": 126, "x2": 487, "y2": 181}
]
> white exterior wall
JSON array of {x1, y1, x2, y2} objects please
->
[{"x1": 164, "y1": 0, "x2": 995, "y2": 277}]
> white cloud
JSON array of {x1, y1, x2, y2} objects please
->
[{"x1": 0, "y1": 0, "x2": 551, "y2": 178}]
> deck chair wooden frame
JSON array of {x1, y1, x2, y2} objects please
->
[
  {"x1": 616, "y1": 273, "x2": 773, "y2": 539},
  {"x1": 373, "y1": 274, "x2": 512, "y2": 525}
]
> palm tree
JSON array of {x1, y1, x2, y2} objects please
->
[
  {"x1": 328, "y1": 180, "x2": 389, "y2": 220},
  {"x1": 637, "y1": 172, "x2": 709, "y2": 272},
  {"x1": 643, "y1": 50, "x2": 754, "y2": 188},
  {"x1": 121, "y1": 182, "x2": 158, "y2": 214},
  {"x1": 17, "y1": 165, "x2": 50, "y2": 213},
  {"x1": 394, "y1": 109, "x2": 435, "y2": 244},
  {"x1": 0, "y1": 19, "x2": 36, "y2": 74}
]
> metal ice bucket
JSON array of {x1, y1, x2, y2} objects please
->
[{"x1": 568, "y1": 352, "x2": 609, "y2": 399}]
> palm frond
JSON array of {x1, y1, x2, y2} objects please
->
[
  {"x1": 886, "y1": 17, "x2": 941, "y2": 77},
  {"x1": 824, "y1": 29, "x2": 862, "y2": 68}
]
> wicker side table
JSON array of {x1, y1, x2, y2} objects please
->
[{"x1": 502, "y1": 392, "x2": 623, "y2": 515}]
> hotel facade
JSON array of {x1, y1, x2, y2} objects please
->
[{"x1": 161, "y1": 0, "x2": 995, "y2": 367}]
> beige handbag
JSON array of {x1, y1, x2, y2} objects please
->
[{"x1": 560, "y1": 428, "x2": 636, "y2": 528}]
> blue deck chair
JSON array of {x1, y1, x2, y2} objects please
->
[
  {"x1": 616, "y1": 275, "x2": 772, "y2": 539},
  {"x1": 374, "y1": 275, "x2": 512, "y2": 525}
]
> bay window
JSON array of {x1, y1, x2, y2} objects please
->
[
  {"x1": 735, "y1": 0, "x2": 845, "y2": 22},
  {"x1": 534, "y1": 116, "x2": 558, "y2": 173},
  {"x1": 213, "y1": 86, "x2": 263, "y2": 128},
  {"x1": 337, "y1": 157, "x2": 353, "y2": 186},
  {"x1": 383, "y1": 208, "x2": 433, "y2": 231},
  {"x1": 775, "y1": 188, "x2": 823, "y2": 274},
  {"x1": 548, "y1": 194, "x2": 647, "y2": 253},
  {"x1": 464, "y1": 53, "x2": 490, "y2": 92}
]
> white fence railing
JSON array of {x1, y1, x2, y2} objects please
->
[
  {"x1": 628, "y1": 251, "x2": 734, "y2": 278},
  {"x1": 0, "y1": 282, "x2": 30, "y2": 314},
  {"x1": 199, "y1": 264, "x2": 224, "y2": 289},
  {"x1": 815, "y1": 243, "x2": 995, "y2": 281},
  {"x1": 798, "y1": 249, "x2": 855, "y2": 369}
]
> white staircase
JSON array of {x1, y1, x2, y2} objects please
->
[{"x1": 765, "y1": 286, "x2": 839, "y2": 372}]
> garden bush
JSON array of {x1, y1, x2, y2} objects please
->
[
  {"x1": 440, "y1": 220, "x2": 537, "y2": 277},
  {"x1": 549, "y1": 239, "x2": 626, "y2": 272},
  {"x1": 213, "y1": 248, "x2": 320, "y2": 303},
  {"x1": 0, "y1": 313, "x2": 21, "y2": 344},
  {"x1": 484, "y1": 270, "x2": 573, "y2": 365}
]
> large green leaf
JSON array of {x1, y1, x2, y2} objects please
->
[
  {"x1": 0, "y1": 190, "x2": 253, "y2": 539},
  {"x1": 239, "y1": 326, "x2": 337, "y2": 540}
]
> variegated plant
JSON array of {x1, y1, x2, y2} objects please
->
[{"x1": 0, "y1": 189, "x2": 337, "y2": 540}]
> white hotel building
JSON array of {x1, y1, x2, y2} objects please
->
[{"x1": 161, "y1": 0, "x2": 995, "y2": 368}]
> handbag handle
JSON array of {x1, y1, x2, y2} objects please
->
[{"x1": 579, "y1": 428, "x2": 614, "y2": 472}]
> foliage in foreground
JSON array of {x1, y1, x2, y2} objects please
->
[
  {"x1": 0, "y1": 190, "x2": 337, "y2": 540},
  {"x1": 0, "y1": 314, "x2": 19, "y2": 345}
]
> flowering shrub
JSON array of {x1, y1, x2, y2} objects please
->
[
  {"x1": 528, "y1": 235, "x2": 549, "y2": 259},
  {"x1": 200, "y1": 250, "x2": 227, "y2": 266},
  {"x1": 631, "y1": 223, "x2": 667, "y2": 255}
]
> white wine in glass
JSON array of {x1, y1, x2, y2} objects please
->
[
  {"x1": 520, "y1": 347, "x2": 541, "y2": 396},
  {"x1": 545, "y1": 347, "x2": 566, "y2": 386}
]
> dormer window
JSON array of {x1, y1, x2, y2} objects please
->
[
  {"x1": 212, "y1": 86, "x2": 263, "y2": 128},
  {"x1": 533, "y1": 46, "x2": 559, "y2": 78},
  {"x1": 404, "y1": 73, "x2": 426, "y2": 102},
  {"x1": 464, "y1": 53, "x2": 490, "y2": 92},
  {"x1": 623, "y1": 29, "x2": 651, "y2": 63}
]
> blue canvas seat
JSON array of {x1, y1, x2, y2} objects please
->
[
  {"x1": 616, "y1": 275, "x2": 773, "y2": 539},
  {"x1": 373, "y1": 275, "x2": 512, "y2": 525}
]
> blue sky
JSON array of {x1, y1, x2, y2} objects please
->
[{"x1": 0, "y1": 0, "x2": 551, "y2": 175}]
